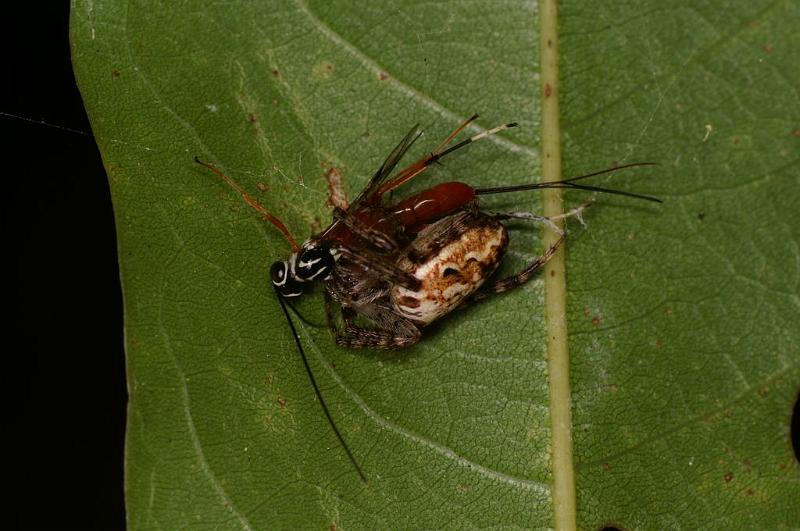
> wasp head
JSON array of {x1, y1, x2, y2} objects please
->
[{"x1": 270, "y1": 242, "x2": 335, "y2": 298}]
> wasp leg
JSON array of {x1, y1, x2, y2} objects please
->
[
  {"x1": 471, "y1": 235, "x2": 565, "y2": 302},
  {"x1": 375, "y1": 115, "x2": 518, "y2": 198},
  {"x1": 331, "y1": 207, "x2": 399, "y2": 253},
  {"x1": 325, "y1": 292, "x2": 421, "y2": 349},
  {"x1": 334, "y1": 243, "x2": 421, "y2": 291}
]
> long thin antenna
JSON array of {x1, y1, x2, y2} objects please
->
[
  {"x1": 274, "y1": 287, "x2": 368, "y2": 483},
  {"x1": 195, "y1": 157, "x2": 301, "y2": 252},
  {"x1": 285, "y1": 299, "x2": 327, "y2": 329},
  {"x1": 475, "y1": 162, "x2": 662, "y2": 203}
]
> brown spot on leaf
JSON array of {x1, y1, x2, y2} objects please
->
[
  {"x1": 112, "y1": 68, "x2": 121, "y2": 78},
  {"x1": 277, "y1": 396, "x2": 287, "y2": 408},
  {"x1": 312, "y1": 61, "x2": 335, "y2": 80},
  {"x1": 591, "y1": 316, "x2": 601, "y2": 327},
  {"x1": 544, "y1": 84, "x2": 552, "y2": 97},
  {"x1": 378, "y1": 71, "x2": 389, "y2": 81},
  {"x1": 724, "y1": 472, "x2": 734, "y2": 483},
  {"x1": 762, "y1": 43, "x2": 774, "y2": 53},
  {"x1": 256, "y1": 182, "x2": 269, "y2": 192}
]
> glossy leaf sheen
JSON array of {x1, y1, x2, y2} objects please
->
[{"x1": 71, "y1": 0, "x2": 799, "y2": 528}]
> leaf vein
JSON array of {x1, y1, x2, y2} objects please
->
[{"x1": 294, "y1": 0, "x2": 536, "y2": 158}]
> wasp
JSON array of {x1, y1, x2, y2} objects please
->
[{"x1": 196, "y1": 114, "x2": 660, "y2": 482}]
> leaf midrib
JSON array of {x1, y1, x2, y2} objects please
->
[{"x1": 539, "y1": 1, "x2": 577, "y2": 530}]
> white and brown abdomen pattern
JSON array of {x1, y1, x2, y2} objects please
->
[{"x1": 391, "y1": 211, "x2": 508, "y2": 326}]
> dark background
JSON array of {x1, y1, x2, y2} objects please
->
[{"x1": 6, "y1": 4, "x2": 126, "y2": 529}]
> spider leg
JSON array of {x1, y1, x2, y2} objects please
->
[
  {"x1": 470, "y1": 203, "x2": 587, "y2": 302},
  {"x1": 471, "y1": 235, "x2": 565, "y2": 301},
  {"x1": 333, "y1": 243, "x2": 420, "y2": 291},
  {"x1": 470, "y1": 203, "x2": 591, "y2": 301},
  {"x1": 325, "y1": 292, "x2": 421, "y2": 349},
  {"x1": 470, "y1": 203, "x2": 591, "y2": 302},
  {"x1": 489, "y1": 202, "x2": 591, "y2": 235}
]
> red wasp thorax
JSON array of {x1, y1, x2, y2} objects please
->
[{"x1": 318, "y1": 181, "x2": 477, "y2": 249}]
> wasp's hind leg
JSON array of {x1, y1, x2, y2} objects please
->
[{"x1": 325, "y1": 293, "x2": 421, "y2": 349}]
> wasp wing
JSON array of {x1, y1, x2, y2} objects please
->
[{"x1": 347, "y1": 124, "x2": 422, "y2": 212}]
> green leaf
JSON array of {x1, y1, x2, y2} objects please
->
[
  {"x1": 561, "y1": 2, "x2": 800, "y2": 527},
  {"x1": 71, "y1": 0, "x2": 799, "y2": 528}
]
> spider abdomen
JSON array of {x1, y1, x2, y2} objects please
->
[{"x1": 391, "y1": 211, "x2": 508, "y2": 325}]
